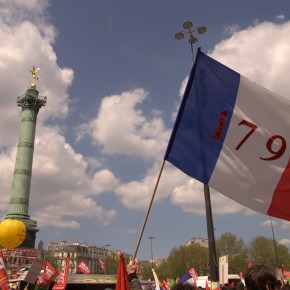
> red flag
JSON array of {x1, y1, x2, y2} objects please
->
[
  {"x1": 37, "y1": 261, "x2": 59, "y2": 288},
  {"x1": 115, "y1": 252, "x2": 129, "y2": 290},
  {"x1": 0, "y1": 251, "x2": 10, "y2": 290},
  {"x1": 77, "y1": 260, "x2": 91, "y2": 274},
  {"x1": 283, "y1": 271, "x2": 290, "y2": 278},
  {"x1": 52, "y1": 255, "x2": 70, "y2": 290},
  {"x1": 99, "y1": 259, "x2": 106, "y2": 274},
  {"x1": 161, "y1": 280, "x2": 169, "y2": 290},
  {"x1": 205, "y1": 280, "x2": 210, "y2": 290}
]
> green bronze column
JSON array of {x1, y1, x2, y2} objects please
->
[{"x1": 5, "y1": 67, "x2": 47, "y2": 248}]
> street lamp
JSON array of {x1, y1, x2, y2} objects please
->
[
  {"x1": 175, "y1": 21, "x2": 207, "y2": 62},
  {"x1": 148, "y1": 236, "x2": 155, "y2": 268},
  {"x1": 174, "y1": 21, "x2": 218, "y2": 282}
]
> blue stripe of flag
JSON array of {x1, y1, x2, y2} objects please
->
[{"x1": 164, "y1": 49, "x2": 240, "y2": 184}]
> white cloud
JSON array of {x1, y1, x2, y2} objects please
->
[
  {"x1": 280, "y1": 239, "x2": 290, "y2": 246},
  {"x1": 0, "y1": 0, "x2": 50, "y2": 27},
  {"x1": 224, "y1": 24, "x2": 241, "y2": 36},
  {"x1": 35, "y1": 195, "x2": 117, "y2": 228},
  {"x1": 209, "y1": 21, "x2": 290, "y2": 100},
  {"x1": 281, "y1": 220, "x2": 290, "y2": 230},
  {"x1": 77, "y1": 88, "x2": 170, "y2": 160},
  {"x1": 276, "y1": 15, "x2": 285, "y2": 21},
  {"x1": 1, "y1": 125, "x2": 119, "y2": 228},
  {"x1": 260, "y1": 219, "x2": 278, "y2": 227}
]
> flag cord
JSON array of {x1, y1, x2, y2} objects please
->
[{"x1": 133, "y1": 159, "x2": 166, "y2": 260}]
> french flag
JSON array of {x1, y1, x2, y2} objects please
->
[{"x1": 165, "y1": 49, "x2": 290, "y2": 220}]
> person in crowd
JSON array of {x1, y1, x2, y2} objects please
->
[
  {"x1": 236, "y1": 281, "x2": 244, "y2": 290},
  {"x1": 126, "y1": 260, "x2": 143, "y2": 290},
  {"x1": 244, "y1": 265, "x2": 281, "y2": 290},
  {"x1": 172, "y1": 283, "x2": 196, "y2": 290},
  {"x1": 221, "y1": 285, "x2": 237, "y2": 290},
  {"x1": 281, "y1": 283, "x2": 290, "y2": 290}
]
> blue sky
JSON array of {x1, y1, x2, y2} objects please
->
[{"x1": 1, "y1": 0, "x2": 290, "y2": 262}]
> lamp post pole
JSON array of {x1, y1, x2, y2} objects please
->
[
  {"x1": 148, "y1": 236, "x2": 155, "y2": 268},
  {"x1": 175, "y1": 21, "x2": 219, "y2": 282},
  {"x1": 175, "y1": 21, "x2": 207, "y2": 62}
]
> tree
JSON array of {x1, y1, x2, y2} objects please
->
[
  {"x1": 164, "y1": 243, "x2": 209, "y2": 280},
  {"x1": 139, "y1": 260, "x2": 153, "y2": 280},
  {"x1": 107, "y1": 252, "x2": 119, "y2": 274},
  {"x1": 44, "y1": 249, "x2": 62, "y2": 271},
  {"x1": 276, "y1": 243, "x2": 290, "y2": 270},
  {"x1": 216, "y1": 232, "x2": 248, "y2": 274},
  {"x1": 248, "y1": 236, "x2": 290, "y2": 268}
]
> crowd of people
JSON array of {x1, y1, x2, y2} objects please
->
[{"x1": 126, "y1": 261, "x2": 290, "y2": 290}]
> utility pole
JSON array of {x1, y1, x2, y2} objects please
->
[{"x1": 148, "y1": 236, "x2": 155, "y2": 268}]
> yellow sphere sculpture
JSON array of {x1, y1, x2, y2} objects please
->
[{"x1": 0, "y1": 219, "x2": 26, "y2": 249}]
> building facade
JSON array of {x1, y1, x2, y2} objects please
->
[
  {"x1": 47, "y1": 241, "x2": 108, "y2": 274},
  {"x1": 186, "y1": 237, "x2": 209, "y2": 248}
]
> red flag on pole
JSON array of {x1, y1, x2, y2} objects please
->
[
  {"x1": 77, "y1": 260, "x2": 91, "y2": 274},
  {"x1": 161, "y1": 280, "x2": 169, "y2": 290},
  {"x1": 99, "y1": 259, "x2": 106, "y2": 274},
  {"x1": 36, "y1": 261, "x2": 59, "y2": 289},
  {"x1": 52, "y1": 254, "x2": 70, "y2": 290},
  {"x1": 0, "y1": 251, "x2": 10, "y2": 290},
  {"x1": 205, "y1": 280, "x2": 210, "y2": 290},
  {"x1": 115, "y1": 252, "x2": 129, "y2": 290}
]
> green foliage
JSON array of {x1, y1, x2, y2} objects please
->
[
  {"x1": 216, "y1": 232, "x2": 248, "y2": 274},
  {"x1": 107, "y1": 252, "x2": 120, "y2": 274},
  {"x1": 139, "y1": 260, "x2": 154, "y2": 280},
  {"x1": 44, "y1": 249, "x2": 61, "y2": 271},
  {"x1": 137, "y1": 232, "x2": 290, "y2": 281},
  {"x1": 150, "y1": 243, "x2": 209, "y2": 281},
  {"x1": 248, "y1": 236, "x2": 290, "y2": 268}
]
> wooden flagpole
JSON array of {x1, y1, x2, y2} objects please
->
[{"x1": 133, "y1": 160, "x2": 165, "y2": 260}]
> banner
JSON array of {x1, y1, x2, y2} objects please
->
[
  {"x1": 219, "y1": 255, "x2": 229, "y2": 285},
  {"x1": 52, "y1": 255, "x2": 70, "y2": 290},
  {"x1": 99, "y1": 259, "x2": 106, "y2": 273},
  {"x1": 0, "y1": 251, "x2": 10, "y2": 290},
  {"x1": 36, "y1": 261, "x2": 59, "y2": 288},
  {"x1": 77, "y1": 260, "x2": 91, "y2": 274}
]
